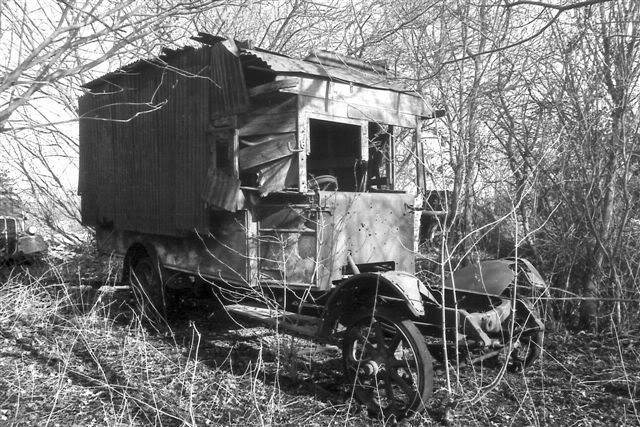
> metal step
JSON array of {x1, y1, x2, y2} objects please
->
[{"x1": 225, "y1": 303, "x2": 322, "y2": 338}]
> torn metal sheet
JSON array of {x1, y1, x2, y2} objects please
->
[
  {"x1": 256, "y1": 156, "x2": 298, "y2": 196},
  {"x1": 202, "y1": 169, "x2": 241, "y2": 211}
]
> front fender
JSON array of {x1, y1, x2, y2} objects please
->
[
  {"x1": 444, "y1": 258, "x2": 546, "y2": 297},
  {"x1": 317, "y1": 271, "x2": 437, "y2": 338},
  {"x1": 376, "y1": 271, "x2": 438, "y2": 316}
]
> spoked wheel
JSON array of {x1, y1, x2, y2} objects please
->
[
  {"x1": 343, "y1": 309, "x2": 433, "y2": 419},
  {"x1": 129, "y1": 255, "x2": 172, "y2": 322},
  {"x1": 508, "y1": 330, "x2": 544, "y2": 372}
]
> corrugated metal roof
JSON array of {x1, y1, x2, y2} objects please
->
[
  {"x1": 240, "y1": 48, "x2": 409, "y2": 93},
  {"x1": 83, "y1": 36, "x2": 418, "y2": 95}
]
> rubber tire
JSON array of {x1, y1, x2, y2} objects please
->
[
  {"x1": 343, "y1": 308, "x2": 433, "y2": 419},
  {"x1": 508, "y1": 330, "x2": 544, "y2": 372},
  {"x1": 129, "y1": 255, "x2": 170, "y2": 322}
]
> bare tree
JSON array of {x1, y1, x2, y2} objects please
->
[{"x1": 0, "y1": 0, "x2": 225, "y2": 240}]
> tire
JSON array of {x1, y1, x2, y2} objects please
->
[
  {"x1": 508, "y1": 330, "x2": 544, "y2": 372},
  {"x1": 342, "y1": 308, "x2": 433, "y2": 419},
  {"x1": 129, "y1": 254, "x2": 171, "y2": 322}
]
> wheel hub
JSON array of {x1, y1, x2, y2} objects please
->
[{"x1": 359, "y1": 360, "x2": 383, "y2": 376}]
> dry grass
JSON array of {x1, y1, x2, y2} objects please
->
[
  {"x1": 0, "y1": 261, "x2": 373, "y2": 426},
  {"x1": 0, "y1": 256, "x2": 639, "y2": 426}
]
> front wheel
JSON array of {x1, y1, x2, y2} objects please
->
[
  {"x1": 343, "y1": 308, "x2": 433, "y2": 419},
  {"x1": 508, "y1": 330, "x2": 543, "y2": 372}
]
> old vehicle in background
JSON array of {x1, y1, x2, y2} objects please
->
[
  {"x1": 79, "y1": 34, "x2": 546, "y2": 419},
  {"x1": 0, "y1": 193, "x2": 47, "y2": 262}
]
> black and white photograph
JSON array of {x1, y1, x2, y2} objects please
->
[{"x1": 0, "y1": 0, "x2": 638, "y2": 425}]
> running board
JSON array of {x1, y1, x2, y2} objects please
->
[{"x1": 225, "y1": 303, "x2": 322, "y2": 338}]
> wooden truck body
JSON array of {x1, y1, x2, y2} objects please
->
[{"x1": 79, "y1": 35, "x2": 545, "y2": 419}]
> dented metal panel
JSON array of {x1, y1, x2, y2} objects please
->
[
  {"x1": 444, "y1": 258, "x2": 547, "y2": 297},
  {"x1": 315, "y1": 191, "x2": 416, "y2": 290},
  {"x1": 445, "y1": 260, "x2": 516, "y2": 296}
]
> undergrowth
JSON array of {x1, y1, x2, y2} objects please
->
[{"x1": 0, "y1": 256, "x2": 638, "y2": 426}]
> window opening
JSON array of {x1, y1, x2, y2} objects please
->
[
  {"x1": 367, "y1": 122, "x2": 394, "y2": 190},
  {"x1": 307, "y1": 119, "x2": 363, "y2": 192}
]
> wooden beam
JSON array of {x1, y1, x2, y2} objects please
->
[
  {"x1": 282, "y1": 77, "x2": 431, "y2": 116},
  {"x1": 238, "y1": 112, "x2": 297, "y2": 136},
  {"x1": 238, "y1": 133, "x2": 297, "y2": 170},
  {"x1": 248, "y1": 78, "x2": 300, "y2": 97}
]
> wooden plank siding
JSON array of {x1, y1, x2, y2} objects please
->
[
  {"x1": 285, "y1": 77, "x2": 428, "y2": 126},
  {"x1": 237, "y1": 93, "x2": 300, "y2": 194},
  {"x1": 78, "y1": 44, "x2": 250, "y2": 236}
]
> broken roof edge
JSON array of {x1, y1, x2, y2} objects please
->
[
  {"x1": 80, "y1": 45, "x2": 200, "y2": 91},
  {"x1": 304, "y1": 49, "x2": 387, "y2": 76},
  {"x1": 80, "y1": 33, "x2": 433, "y2": 113}
]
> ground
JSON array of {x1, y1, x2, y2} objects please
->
[{"x1": 0, "y1": 253, "x2": 638, "y2": 426}]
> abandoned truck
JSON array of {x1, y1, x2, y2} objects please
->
[
  {"x1": 0, "y1": 192, "x2": 47, "y2": 262},
  {"x1": 78, "y1": 34, "x2": 546, "y2": 418}
]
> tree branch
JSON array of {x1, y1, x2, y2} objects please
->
[{"x1": 503, "y1": 0, "x2": 614, "y2": 12}]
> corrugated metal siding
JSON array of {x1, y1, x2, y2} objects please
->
[{"x1": 79, "y1": 44, "x2": 250, "y2": 236}]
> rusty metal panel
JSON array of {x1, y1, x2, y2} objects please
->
[
  {"x1": 96, "y1": 216, "x2": 250, "y2": 284},
  {"x1": 315, "y1": 191, "x2": 416, "y2": 290}
]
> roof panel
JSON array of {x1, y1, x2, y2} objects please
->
[{"x1": 241, "y1": 49, "x2": 406, "y2": 93}]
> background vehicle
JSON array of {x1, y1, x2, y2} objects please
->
[
  {"x1": 79, "y1": 34, "x2": 545, "y2": 418},
  {"x1": 0, "y1": 193, "x2": 47, "y2": 262}
]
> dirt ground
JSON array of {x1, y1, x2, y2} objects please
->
[{"x1": 0, "y1": 256, "x2": 638, "y2": 426}]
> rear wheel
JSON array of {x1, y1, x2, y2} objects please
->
[
  {"x1": 343, "y1": 308, "x2": 433, "y2": 419},
  {"x1": 129, "y1": 254, "x2": 171, "y2": 321}
]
